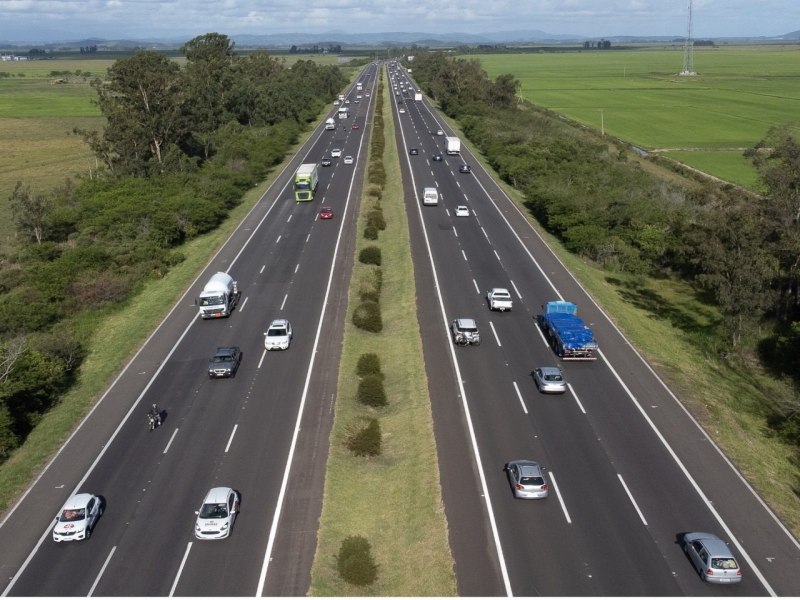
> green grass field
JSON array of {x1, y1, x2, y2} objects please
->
[{"x1": 474, "y1": 45, "x2": 800, "y2": 187}]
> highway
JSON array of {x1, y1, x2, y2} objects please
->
[
  {"x1": 0, "y1": 64, "x2": 381, "y2": 597},
  {"x1": 2, "y1": 60, "x2": 799, "y2": 597},
  {"x1": 386, "y1": 63, "x2": 800, "y2": 596}
]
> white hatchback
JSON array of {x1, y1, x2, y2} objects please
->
[
  {"x1": 455, "y1": 206, "x2": 470, "y2": 217},
  {"x1": 343, "y1": 155, "x2": 354, "y2": 165},
  {"x1": 195, "y1": 487, "x2": 240, "y2": 540},
  {"x1": 331, "y1": 148, "x2": 342, "y2": 157},
  {"x1": 53, "y1": 493, "x2": 103, "y2": 542}
]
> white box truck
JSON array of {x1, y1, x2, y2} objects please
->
[
  {"x1": 325, "y1": 117, "x2": 336, "y2": 130},
  {"x1": 197, "y1": 272, "x2": 240, "y2": 319},
  {"x1": 414, "y1": 92, "x2": 422, "y2": 102},
  {"x1": 423, "y1": 187, "x2": 438, "y2": 206},
  {"x1": 446, "y1": 136, "x2": 461, "y2": 155}
]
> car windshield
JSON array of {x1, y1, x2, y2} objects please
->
[
  {"x1": 59, "y1": 508, "x2": 86, "y2": 522},
  {"x1": 711, "y1": 558, "x2": 738, "y2": 570},
  {"x1": 520, "y1": 476, "x2": 544, "y2": 486},
  {"x1": 268, "y1": 328, "x2": 287, "y2": 337},
  {"x1": 199, "y1": 502, "x2": 228, "y2": 519},
  {"x1": 544, "y1": 373, "x2": 563, "y2": 382},
  {"x1": 212, "y1": 355, "x2": 232, "y2": 363},
  {"x1": 462, "y1": 326, "x2": 477, "y2": 333}
]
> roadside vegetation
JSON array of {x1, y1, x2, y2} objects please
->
[
  {"x1": 0, "y1": 34, "x2": 348, "y2": 504},
  {"x1": 310, "y1": 67, "x2": 456, "y2": 594},
  {"x1": 409, "y1": 49, "x2": 800, "y2": 535}
]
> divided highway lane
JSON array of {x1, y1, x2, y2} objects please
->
[
  {"x1": 392, "y1": 68, "x2": 796, "y2": 596},
  {"x1": 2, "y1": 68, "x2": 378, "y2": 596}
]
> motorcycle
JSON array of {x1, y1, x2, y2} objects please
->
[{"x1": 147, "y1": 404, "x2": 162, "y2": 431}]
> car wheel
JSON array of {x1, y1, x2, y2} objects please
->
[{"x1": 85, "y1": 527, "x2": 91, "y2": 540}]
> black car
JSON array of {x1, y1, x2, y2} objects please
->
[
  {"x1": 321, "y1": 157, "x2": 332, "y2": 166},
  {"x1": 208, "y1": 346, "x2": 242, "y2": 378},
  {"x1": 459, "y1": 163, "x2": 472, "y2": 173},
  {"x1": 432, "y1": 154, "x2": 443, "y2": 162},
  {"x1": 409, "y1": 148, "x2": 419, "y2": 155}
]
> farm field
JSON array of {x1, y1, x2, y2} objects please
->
[
  {"x1": 0, "y1": 59, "x2": 110, "y2": 249},
  {"x1": 474, "y1": 45, "x2": 800, "y2": 189}
]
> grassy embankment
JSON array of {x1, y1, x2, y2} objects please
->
[
  {"x1": 475, "y1": 45, "x2": 800, "y2": 190},
  {"x1": 309, "y1": 67, "x2": 456, "y2": 594}
]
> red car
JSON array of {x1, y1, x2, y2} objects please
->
[
  {"x1": 352, "y1": 122, "x2": 360, "y2": 130},
  {"x1": 319, "y1": 207, "x2": 334, "y2": 220}
]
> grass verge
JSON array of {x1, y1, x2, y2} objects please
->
[{"x1": 309, "y1": 68, "x2": 457, "y2": 595}]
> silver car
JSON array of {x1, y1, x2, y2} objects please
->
[
  {"x1": 504, "y1": 460, "x2": 549, "y2": 499},
  {"x1": 533, "y1": 367, "x2": 566, "y2": 394},
  {"x1": 265, "y1": 318, "x2": 292, "y2": 350},
  {"x1": 682, "y1": 532, "x2": 742, "y2": 584}
]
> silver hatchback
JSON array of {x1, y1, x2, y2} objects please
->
[
  {"x1": 682, "y1": 532, "x2": 742, "y2": 584},
  {"x1": 504, "y1": 460, "x2": 549, "y2": 499}
]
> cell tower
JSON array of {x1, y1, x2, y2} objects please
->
[{"x1": 680, "y1": 0, "x2": 697, "y2": 75}]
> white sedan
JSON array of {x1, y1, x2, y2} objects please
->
[
  {"x1": 343, "y1": 155, "x2": 354, "y2": 165},
  {"x1": 455, "y1": 206, "x2": 470, "y2": 217},
  {"x1": 331, "y1": 148, "x2": 342, "y2": 157},
  {"x1": 53, "y1": 493, "x2": 103, "y2": 542}
]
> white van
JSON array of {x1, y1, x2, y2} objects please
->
[{"x1": 423, "y1": 187, "x2": 438, "y2": 206}]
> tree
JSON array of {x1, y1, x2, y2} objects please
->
[
  {"x1": 88, "y1": 51, "x2": 185, "y2": 176},
  {"x1": 10, "y1": 183, "x2": 51, "y2": 244}
]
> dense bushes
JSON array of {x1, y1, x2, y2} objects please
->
[
  {"x1": 336, "y1": 534, "x2": 378, "y2": 585},
  {"x1": 358, "y1": 246, "x2": 382, "y2": 266},
  {"x1": 352, "y1": 301, "x2": 382, "y2": 333},
  {"x1": 356, "y1": 353, "x2": 382, "y2": 377},
  {"x1": 357, "y1": 374, "x2": 387, "y2": 407},
  {"x1": 345, "y1": 417, "x2": 382, "y2": 457}
]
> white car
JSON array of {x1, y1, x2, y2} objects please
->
[
  {"x1": 343, "y1": 155, "x2": 354, "y2": 165},
  {"x1": 331, "y1": 148, "x2": 342, "y2": 158},
  {"x1": 399, "y1": 108, "x2": 406, "y2": 114},
  {"x1": 436, "y1": 129, "x2": 444, "y2": 136},
  {"x1": 195, "y1": 487, "x2": 240, "y2": 540},
  {"x1": 265, "y1": 318, "x2": 292, "y2": 350},
  {"x1": 455, "y1": 205, "x2": 470, "y2": 217},
  {"x1": 53, "y1": 493, "x2": 103, "y2": 542}
]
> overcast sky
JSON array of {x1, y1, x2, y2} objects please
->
[{"x1": 0, "y1": 0, "x2": 797, "y2": 43}]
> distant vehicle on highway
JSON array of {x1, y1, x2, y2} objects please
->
[
  {"x1": 321, "y1": 157, "x2": 332, "y2": 167},
  {"x1": 319, "y1": 206, "x2": 334, "y2": 220},
  {"x1": 399, "y1": 108, "x2": 406, "y2": 114},
  {"x1": 53, "y1": 493, "x2": 103, "y2": 542},
  {"x1": 352, "y1": 122, "x2": 360, "y2": 129},
  {"x1": 451, "y1": 318, "x2": 480, "y2": 346},
  {"x1": 533, "y1": 367, "x2": 566, "y2": 394},
  {"x1": 409, "y1": 148, "x2": 419, "y2": 155},
  {"x1": 343, "y1": 155, "x2": 354, "y2": 165},
  {"x1": 454, "y1": 205, "x2": 470, "y2": 217},
  {"x1": 431, "y1": 154, "x2": 443, "y2": 162},
  {"x1": 331, "y1": 148, "x2": 342, "y2": 157},
  {"x1": 194, "y1": 487, "x2": 240, "y2": 540},
  {"x1": 487, "y1": 288, "x2": 513, "y2": 311},
  {"x1": 459, "y1": 163, "x2": 472, "y2": 173},
  {"x1": 504, "y1": 460, "x2": 549, "y2": 499}
]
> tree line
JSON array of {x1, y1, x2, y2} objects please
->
[
  {"x1": 410, "y1": 50, "x2": 800, "y2": 447},
  {"x1": 0, "y1": 33, "x2": 347, "y2": 462}
]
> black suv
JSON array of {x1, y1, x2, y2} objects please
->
[
  {"x1": 459, "y1": 163, "x2": 472, "y2": 173},
  {"x1": 208, "y1": 346, "x2": 242, "y2": 378}
]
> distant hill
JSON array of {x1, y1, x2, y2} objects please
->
[{"x1": 2, "y1": 29, "x2": 799, "y2": 49}]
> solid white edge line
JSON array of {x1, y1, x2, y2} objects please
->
[
  {"x1": 549, "y1": 471, "x2": 571, "y2": 524},
  {"x1": 254, "y1": 68, "x2": 374, "y2": 597},
  {"x1": 566, "y1": 383, "x2": 586, "y2": 414},
  {"x1": 169, "y1": 542, "x2": 192, "y2": 597},
  {"x1": 617, "y1": 473, "x2": 648, "y2": 526},
  {"x1": 396, "y1": 70, "x2": 514, "y2": 597},
  {"x1": 225, "y1": 424, "x2": 238, "y2": 453},
  {"x1": 512, "y1": 381, "x2": 528, "y2": 415},
  {"x1": 88, "y1": 545, "x2": 116, "y2": 597}
]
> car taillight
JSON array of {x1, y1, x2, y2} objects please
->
[
  {"x1": 706, "y1": 568, "x2": 714, "y2": 576},
  {"x1": 515, "y1": 484, "x2": 524, "y2": 490},
  {"x1": 736, "y1": 568, "x2": 742, "y2": 576},
  {"x1": 541, "y1": 484, "x2": 548, "y2": 491}
]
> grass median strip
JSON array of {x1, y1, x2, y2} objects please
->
[{"x1": 310, "y1": 67, "x2": 456, "y2": 595}]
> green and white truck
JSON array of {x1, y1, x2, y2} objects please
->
[{"x1": 294, "y1": 163, "x2": 319, "y2": 202}]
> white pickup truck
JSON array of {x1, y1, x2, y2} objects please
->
[{"x1": 487, "y1": 288, "x2": 513, "y2": 311}]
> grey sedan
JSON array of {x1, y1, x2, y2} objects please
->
[
  {"x1": 504, "y1": 460, "x2": 548, "y2": 499},
  {"x1": 533, "y1": 367, "x2": 566, "y2": 394}
]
